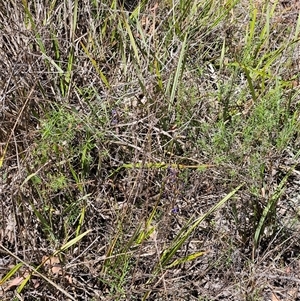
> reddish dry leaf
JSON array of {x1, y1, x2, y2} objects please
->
[
  {"x1": 5, "y1": 276, "x2": 23, "y2": 290},
  {"x1": 51, "y1": 265, "x2": 62, "y2": 276},
  {"x1": 42, "y1": 256, "x2": 76, "y2": 284},
  {"x1": 65, "y1": 275, "x2": 73, "y2": 284},
  {"x1": 32, "y1": 278, "x2": 41, "y2": 289},
  {"x1": 42, "y1": 255, "x2": 62, "y2": 276},
  {"x1": 4, "y1": 271, "x2": 30, "y2": 292}
]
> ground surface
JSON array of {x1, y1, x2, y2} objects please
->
[{"x1": 1, "y1": 0, "x2": 300, "y2": 300}]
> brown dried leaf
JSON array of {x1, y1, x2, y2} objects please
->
[
  {"x1": 271, "y1": 292, "x2": 281, "y2": 301},
  {"x1": 42, "y1": 256, "x2": 62, "y2": 276},
  {"x1": 51, "y1": 265, "x2": 62, "y2": 276},
  {"x1": 4, "y1": 271, "x2": 30, "y2": 291},
  {"x1": 5, "y1": 276, "x2": 23, "y2": 290}
]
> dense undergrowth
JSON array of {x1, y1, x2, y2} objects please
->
[{"x1": 1, "y1": 0, "x2": 300, "y2": 300}]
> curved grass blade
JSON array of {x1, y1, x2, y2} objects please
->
[
  {"x1": 142, "y1": 183, "x2": 244, "y2": 300},
  {"x1": 0, "y1": 263, "x2": 23, "y2": 285},
  {"x1": 165, "y1": 251, "x2": 206, "y2": 269},
  {"x1": 167, "y1": 33, "x2": 188, "y2": 112},
  {"x1": 253, "y1": 155, "x2": 300, "y2": 259}
]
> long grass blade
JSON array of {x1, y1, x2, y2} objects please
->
[
  {"x1": 142, "y1": 183, "x2": 243, "y2": 300},
  {"x1": 159, "y1": 183, "x2": 244, "y2": 268},
  {"x1": 253, "y1": 162, "x2": 299, "y2": 258},
  {"x1": 0, "y1": 263, "x2": 23, "y2": 285},
  {"x1": 168, "y1": 33, "x2": 188, "y2": 111}
]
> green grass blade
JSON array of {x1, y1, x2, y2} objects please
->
[
  {"x1": 165, "y1": 251, "x2": 206, "y2": 269},
  {"x1": 54, "y1": 229, "x2": 92, "y2": 255},
  {"x1": 80, "y1": 41, "x2": 110, "y2": 88},
  {"x1": 248, "y1": 4, "x2": 257, "y2": 49},
  {"x1": 22, "y1": 0, "x2": 47, "y2": 55},
  {"x1": 76, "y1": 206, "x2": 86, "y2": 237},
  {"x1": 130, "y1": 0, "x2": 147, "y2": 21},
  {"x1": 168, "y1": 33, "x2": 188, "y2": 111},
  {"x1": 0, "y1": 263, "x2": 23, "y2": 285},
  {"x1": 253, "y1": 163, "x2": 299, "y2": 257},
  {"x1": 17, "y1": 273, "x2": 31, "y2": 293},
  {"x1": 42, "y1": 53, "x2": 64, "y2": 74},
  {"x1": 142, "y1": 183, "x2": 243, "y2": 300},
  {"x1": 123, "y1": 16, "x2": 140, "y2": 65},
  {"x1": 159, "y1": 183, "x2": 244, "y2": 268},
  {"x1": 63, "y1": 0, "x2": 78, "y2": 96},
  {"x1": 241, "y1": 64, "x2": 257, "y2": 102}
]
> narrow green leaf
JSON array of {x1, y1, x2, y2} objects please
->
[
  {"x1": 253, "y1": 164, "x2": 297, "y2": 253},
  {"x1": 42, "y1": 53, "x2": 64, "y2": 74},
  {"x1": 54, "y1": 229, "x2": 92, "y2": 255},
  {"x1": 80, "y1": 41, "x2": 110, "y2": 88},
  {"x1": 123, "y1": 17, "x2": 140, "y2": 65},
  {"x1": 159, "y1": 184, "x2": 244, "y2": 268},
  {"x1": 76, "y1": 206, "x2": 86, "y2": 237},
  {"x1": 166, "y1": 251, "x2": 206, "y2": 269},
  {"x1": 17, "y1": 273, "x2": 31, "y2": 293},
  {"x1": 0, "y1": 263, "x2": 23, "y2": 285},
  {"x1": 168, "y1": 33, "x2": 188, "y2": 111}
]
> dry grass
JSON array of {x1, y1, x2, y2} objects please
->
[{"x1": 1, "y1": 0, "x2": 300, "y2": 300}]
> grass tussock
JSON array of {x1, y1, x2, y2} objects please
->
[{"x1": 1, "y1": 0, "x2": 300, "y2": 300}]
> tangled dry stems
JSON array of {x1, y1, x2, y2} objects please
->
[{"x1": 1, "y1": 0, "x2": 300, "y2": 300}]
